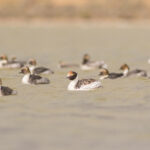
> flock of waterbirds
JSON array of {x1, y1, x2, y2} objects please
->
[{"x1": 0, "y1": 54, "x2": 150, "y2": 95}]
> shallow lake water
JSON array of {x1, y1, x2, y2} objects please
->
[{"x1": 0, "y1": 22, "x2": 150, "y2": 150}]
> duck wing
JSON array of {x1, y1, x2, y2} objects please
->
[
  {"x1": 75, "y1": 79, "x2": 96, "y2": 88},
  {"x1": 34, "y1": 67, "x2": 54, "y2": 74},
  {"x1": 29, "y1": 74, "x2": 50, "y2": 84}
]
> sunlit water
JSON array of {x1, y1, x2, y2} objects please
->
[{"x1": 0, "y1": 23, "x2": 150, "y2": 150}]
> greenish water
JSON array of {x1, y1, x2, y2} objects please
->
[{"x1": 0, "y1": 23, "x2": 150, "y2": 150}]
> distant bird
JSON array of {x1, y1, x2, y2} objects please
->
[
  {"x1": 58, "y1": 61, "x2": 79, "y2": 68},
  {"x1": 20, "y1": 66, "x2": 50, "y2": 85},
  {"x1": 0, "y1": 78, "x2": 17, "y2": 96},
  {"x1": 80, "y1": 54, "x2": 107, "y2": 70},
  {"x1": 0, "y1": 55, "x2": 8, "y2": 68},
  {"x1": 28, "y1": 59, "x2": 54, "y2": 74},
  {"x1": 66, "y1": 71, "x2": 101, "y2": 91},
  {"x1": 120, "y1": 64, "x2": 148, "y2": 77},
  {"x1": 10, "y1": 56, "x2": 26, "y2": 68},
  {"x1": 0, "y1": 55, "x2": 25, "y2": 69},
  {"x1": 99, "y1": 68, "x2": 123, "y2": 80}
]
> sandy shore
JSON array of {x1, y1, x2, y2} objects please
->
[{"x1": 0, "y1": 18, "x2": 150, "y2": 27}]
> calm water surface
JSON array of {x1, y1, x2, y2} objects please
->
[{"x1": 0, "y1": 23, "x2": 150, "y2": 150}]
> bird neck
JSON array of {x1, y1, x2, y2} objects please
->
[
  {"x1": 82, "y1": 59, "x2": 89, "y2": 64},
  {"x1": 68, "y1": 76, "x2": 79, "y2": 90},
  {"x1": 123, "y1": 69, "x2": 129, "y2": 76},
  {"x1": 0, "y1": 60, "x2": 7, "y2": 67},
  {"x1": 99, "y1": 75, "x2": 108, "y2": 80},
  {"x1": 29, "y1": 65, "x2": 35, "y2": 74}
]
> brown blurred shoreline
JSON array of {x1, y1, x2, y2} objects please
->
[
  {"x1": 0, "y1": 0, "x2": 150, "y2": 19},
  {"x1": 0, "y1": 0, "x2": 150, "y2": 25}
]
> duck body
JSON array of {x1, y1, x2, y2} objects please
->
[
  {"x1": 0, "y1": 55, "x2": 26, "y2": 69},
  {"x1": 9, "y1": 60, "x2": 26, "y2": 68},
  {"x1": 81, "y1": 61, "x2": 106, "y2": 70},
  {"x1": 68, "y1": 79, "x2": 101, "y2": 91},
  {"x1": 81, "y1": 54, "x2": 107, "y2": 70},
  {"x1": 120, "y1": 64, "x2": 148, "y2": 77},
  {"x1": 108, "y1": 73, "x2": 123, "y2": 79},
  {"x1": 20, "y1": 66, "x2": 50, "y2": 85},
  {"x1": 99, "y1": 68, "x2": 123, "y2": 80},
  {"x1": 22, "y1": 74, "x2": 50, "y2": 85},
  {"x1": 67, "y1": 71, "x2": 101, "y2": 91},
  {"x1": 58, "y1": 63, "x2": 79, "y2": 68},
  {"x1": 0, "y1": 78, "x2": 17, "y2": 96},
  {"x1": 58, "y1": 63, "x2": 79, "y2": 69},
  {"x1": 127, "y1": 69, "x2": 147, "y2": 77},
  {"x1": 0, "y1": 86, "x2": 17, "y2": 96},
  {"x1": 5, "y1": 61, "x2": 24, "y2": 69}
]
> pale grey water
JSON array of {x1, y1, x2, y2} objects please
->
[{"x1": 0, "y1": 23, "x2": 150, "y2": 150}]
